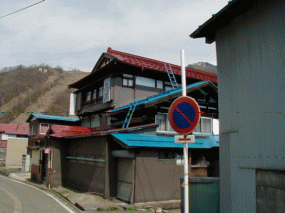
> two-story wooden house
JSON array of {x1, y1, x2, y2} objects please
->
[
  {"x1": 68, "y1": 47, "x2": 217, "y2": 129},
  {"x1": 27, "y1": 48, "x2": 219, "y2": 203}
]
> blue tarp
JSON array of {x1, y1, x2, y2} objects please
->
[{"x1": 111, "y1": 133, "x2": 219, "y2": 149}]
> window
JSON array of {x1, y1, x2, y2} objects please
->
[
  {"x1": 159, "y1": 150, "x2": 176, "y2": 160},
  {"x1": 92, "y1": 89, "x2": 97, "y2": 101},
  {"x1": 40, "y1": 124, "x2": 49, "y2": 135},
  {"x1": 156, "y1": 113, "x2": 166, "y2": 131},
  {"x1": 85, "y1": 91, "x2": 91, "y2": 102},
  {"x1": 81, "y1": 117, "x2": 90, "y2": 127},
  {"x1": 136, "y1": 76, "x2": 155, "y2": 87},
  {"x1": 29, "y1": 125, "x2": 37, "y2": 135},
  {"x1": 155, "y1": 113, "x2": 175, "y2": 132},
  {"x1": 193, "y1": 117, "x2": 213, "y2": 134},
  {"x1": 107, "y1": 116, "x2": 111, "y2": 126},
  {"x1": 99, "y1": 87, "x2": 103, "y2": 97},
  {"x1": 156, "y1": 80, "x2": 163, "y2": 89},
  {"x1": 91, "y1": 115, "x2": 101, "y2": 127},
  {"x1": 123, "y1": 74, "x2": 134, "y2": 87}
]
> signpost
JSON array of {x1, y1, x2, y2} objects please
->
[
  {"x1": 169, "y1": 96, "x2": 200, "y2": 135},
  {"x1": 169, "y1": 50, "x2": 200, "y2": 213}
]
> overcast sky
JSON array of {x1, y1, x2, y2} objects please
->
[{"x1": 0, "y1": 0, "x2": 228, "y2": 72}]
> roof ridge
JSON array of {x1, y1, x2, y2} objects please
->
[{"x1": 107, "y1": 47, "x2": 217, "y2": 76}]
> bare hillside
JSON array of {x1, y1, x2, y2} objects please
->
[{"x1": 0, "y1": 66, "x2": 88, "y2": 124}]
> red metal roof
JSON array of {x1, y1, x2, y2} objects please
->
[
  {"x1": 0, "y1": 124, "x2": 29, "y2": 135},
  {"x1": 47, "y1": 123, "x2": 158, "y2": 138},
  {"x1": 48, "y1": 125, "x2": 93, "y2": 138},
  {"x1": 107, "y1": 47, "x2": 218, "y2": 83}
]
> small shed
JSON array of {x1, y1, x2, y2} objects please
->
[{"x1": 110, "y1": 133, "x2": 219, "y2": 203}]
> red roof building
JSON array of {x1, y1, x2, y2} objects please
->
[
  {"x1": 106, "y1": 48, "x2": 217, "y2": 83},
  {"x1": 0, "y1": 124, "x2": 29, "y2": 136}
]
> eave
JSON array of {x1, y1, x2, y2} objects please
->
[{"x1": 190, "y1": 0, "x2": 257, "y2": 44}]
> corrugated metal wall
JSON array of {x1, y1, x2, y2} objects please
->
[{"x1": 216, "y1": 0, "x2": 285, "y2": 212}]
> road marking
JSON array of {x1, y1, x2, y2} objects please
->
[
  {"x1": 175, "y1": 106, "x2": 193, "y2": 125},
  {"x1": 0, "y1": 186, "x2": 23, "y2": 213},
  {"x1": 0, "y1": 175, "x2": 77, "y2": 213}
]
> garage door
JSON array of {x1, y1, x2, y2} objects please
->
[{"x1": 117, "y1": 158, "x2": 134, "y2": 202}]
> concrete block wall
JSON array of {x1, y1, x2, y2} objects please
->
[{"x1": 256, "y1": 170, "x2": 285, "y2": 212}]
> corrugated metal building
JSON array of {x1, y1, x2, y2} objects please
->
[{"x1": 191, "y1": 0, "x2": 285, "y2": 212}]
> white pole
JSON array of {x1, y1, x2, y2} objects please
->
[
  {"x1": 184, "y1": 143, "x2": 189, "y2": 213},
  {"x1": 181, "y1": 49, "x2": 187, "y2": 97},
  {"x1": 181, "y1": 49, "x2": 189, "y2": 213}
]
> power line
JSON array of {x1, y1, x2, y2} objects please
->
[{"x1": 0, "y1": 0, "x2": 45, "y2": 19}]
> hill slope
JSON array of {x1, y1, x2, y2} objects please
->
[{"x1": 0, "y1": 66, "x2": 88, "y2": 125}]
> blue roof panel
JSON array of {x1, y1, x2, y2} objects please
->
[
  {"x1": 32, "y1": 114, "x2": 81, "y2": 122},
  {"x1": 108, "y1": 81, "x2": 216, "y2": 113},
  {"x1": 111, "y1": 133, "x2": 219, "y2": 149}
]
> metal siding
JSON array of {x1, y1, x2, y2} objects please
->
[
  {"x1": 217, "y1": 0, "x2": 285, "y2": 170},
  {"x1": 216, "y1": 1, "x2": 285, "y2": 212},
  {"x1": 117, "y1": 158, "x2": 134, "y2": 202}
]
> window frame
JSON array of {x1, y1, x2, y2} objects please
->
[
  {"x1": 29, "y1": 124, "x2": 37, "y2": 135},
  {"x1": 40, "y1": 123, "x2": 49, "y2": 135},
  {"x1": 85, "y1": 91, "x2": 91, "y2": 103},
  {"x1": 155, "y1": 113, "x2": 175, "y2": 133},
  {"x1": 158, "y1": 150, "x2": 176, "y2": 161},
  {"x1": 122, "y1": 74, "x2": 134, "y2": 88},
  {"x1": 92, "y1": 89, "x2": 97, "y2": 102},
  {"x1": 193, "y1": 117, "x2": 213, "y2": 135}
]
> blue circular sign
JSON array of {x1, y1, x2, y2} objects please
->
[{"x1": 169, "y1": 96, "x2": 200, "y2": 134}]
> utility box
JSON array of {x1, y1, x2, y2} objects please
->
[{"x1": 181, "y1": 177, "x2": 220, "y2": 213}]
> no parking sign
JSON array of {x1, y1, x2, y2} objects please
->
[{"x1": 169, "y1": 96, "x2": 200, "y2": 135}]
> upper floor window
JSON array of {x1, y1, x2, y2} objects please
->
[
  {"x1": 29, "y1": 125, "x2": 37, "y2": 135},
  {"x1": 194, "y1": 117, "x2": 212, "y2": 134},
  {"x1": 155, "y1": 113, "x2": 217, "y2": 135},
  {"x1": 91, "y1": 115, "x2": 101, "y2": 128},
  {"x1": 40, "y1": 124, "x2": 49, "y2": 135},
  {"x1": 92, "y1": 89, "x2": 97, "y2": 101},
  {"x1": 81, "y1": 117, "x2": 90, "y2": 127},
  {"x1": 155, "y1": 113, "x2": 175, "y2": 132},
  {"x1": 136, "y1": 76, "x2": 156, "y2": 88},
  {"x1": 99, "y1": 87, "x2": 103, "y2": 97},
  {"x1": 86, "y1": 91, "x2": 91, "y2": 102},
  {"x1": 156, "y1": 80, "x2": 163, "y2": 89},
  {"x1": 123, "y1": 74, "x2": 134, "y2": 87}
]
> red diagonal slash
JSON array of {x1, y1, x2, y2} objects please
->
[{"x1": 175, "y1": 106, "x2": 193, "y2": 125}]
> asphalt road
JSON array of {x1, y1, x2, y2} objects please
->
[{"x1": 0, "y1": 175, "x2": 78, "y2": 213}]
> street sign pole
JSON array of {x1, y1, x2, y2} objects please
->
[{"x1": 181, "y1": 49, "x2": 189, "y2": 213}]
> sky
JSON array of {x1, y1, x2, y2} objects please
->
[{"x1": 0, "y1": 0, "x2": 229, "y2": 72}]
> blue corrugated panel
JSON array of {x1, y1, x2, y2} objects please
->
[
  {"x1": 109, "y1": 81, "x2": 216, "y2": 113},
  {"x1": 32, "y1": 114, "x2": 80, "y2": 122},
  {"x1": 111, "y1": 133, "x2": 219, "y2": 149}
]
